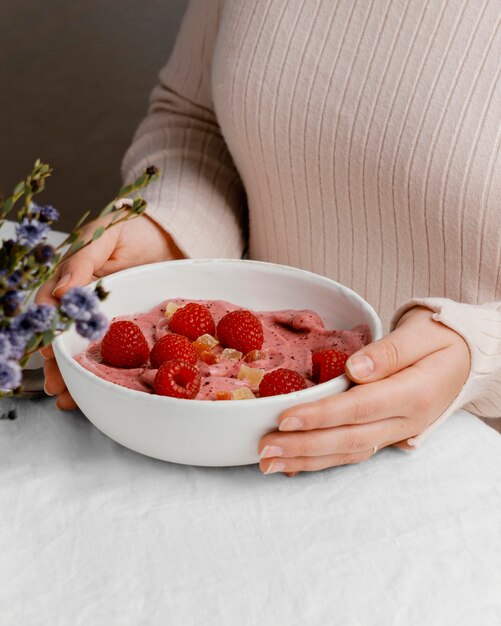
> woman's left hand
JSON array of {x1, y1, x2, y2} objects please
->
[{"x1": 258, "y1": 307, "x2": 471, "y2": 475}]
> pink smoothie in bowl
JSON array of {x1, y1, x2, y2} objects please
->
[{"x1": 75, "y1": 298, "x2": 371, "y2": 400}]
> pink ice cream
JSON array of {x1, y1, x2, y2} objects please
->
[{"x1": 75, "y1": 299, "x2": 371, "y2": 400}]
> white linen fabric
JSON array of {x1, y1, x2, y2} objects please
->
[{"x1": 1, "y1": 399, "x2": 501, "y2": 625}]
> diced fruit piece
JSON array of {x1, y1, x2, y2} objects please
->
[
  {"x1": 153, "y1": 359, "x2": 201, "y2": 399},
  {"x1": 237, "y1": 363, "x2": 265, "y2": 387},
  {"x1": 164, "y1": 302, "x2": 180, "y2": 318},
  {"x1": 169, "y1": 303, "x2": 216, "y2": 341},
  {"x1": 221, "y1": 348, "x2": 243, "y2": 361},
  {"x1": 216, "y1": 391, "x2": 232, "y2": 401},
  {"x1": 244, "y1": 349, "x2": 267, "y2": 362},
  {"x1": 216, "y1": 310, "x2": 264, "y2": 353},
  {"x1": 258, "y1": 368, "x2": 307, "y2": 397},
  {"x1": 196, "y1": 334, "x2": 219, "y2": 349},
  {"x1": 150, "y1": 333, "x2": 197, "y2": 368},
  {"x1": 311, "y1": 349, "x2": 349, "y2": 383},
  {"x1": 192, "y1": 340, "x2": 211, "y2": 356},
  {"x1": 200, "y1": 351, "x2": 218, "y2": 364},
  {"x1": 101, "y1": 321, "x2": 149, "y2": 368},
  {"x1": 231, "y1": 387, "x2": 256, "y2": 400}
]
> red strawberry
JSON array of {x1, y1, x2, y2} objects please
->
[
  {"x1": 101, "y1": 321, "x2": 149, "y2": 368},
  {"x1": 258, "y1": 368, "x2": 307, "y2": 397},
  {"x1": 169, "y1": 303, "x2": 215, "y2": 341},
  {"x1": 150, "y1": 333, "x2": 197, "y2": 368},
  {"x1": 311, "y1": 349, "x2": 348, "y2": 383},
  {"x1": 153, "y1": 359, "x2": 201, "y2": 399},
  {"x1": 216, "y1": 310, "x2": 264, "y2": 354}
]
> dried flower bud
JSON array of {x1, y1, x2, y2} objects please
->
[
  {"x1": 146, "y1": 165, "x2": 158, "y2": 177},
  {"x1": 2, "y1": 239, "x2": 15, "y2": 254},
  {"x1": 94, "y1": 284, "x2": 109, "y2": 301},
  {"x1": 34, "y1": 244, "x2": 55, "y2": 264}
]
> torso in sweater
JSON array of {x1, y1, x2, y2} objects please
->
[{"x1": 211, "y1": 0, "x2": 501, "y2": 331}]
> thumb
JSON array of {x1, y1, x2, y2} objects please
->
[
  {"x1": 345, "y1": 309, "x2": 449, "y2": 383},
  {"x1": 51, "y1": 255, "x2": 97, "y2": 297},
  {"x1": 35, "y1": 249, "x2": 103, "y2": 361},
  {"x1": 51, "y1": 226, "x2": 120, "y2": 298},
  {"x1": 36, "y1": 230, "x2": 118, "y2": 308}
]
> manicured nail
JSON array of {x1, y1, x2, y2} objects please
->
[
  {"x1": 52, "y1": 272, "x2": 71, "y2": 296},
  {"x1": 260, "y1": 445, "x2": 283, "y2": 459},
  {"x1": 44, "y1": 383, "x2": 54, "y2": 397},
  {"x1": 346, "y1": 353, "x2": 374, "y2": 379},
  {"x1": 264, "y1": 461, "x2": 286, "y2": 474},
  {"x1": 279, "y1": 417, "x2": 303, "y2": 431}
]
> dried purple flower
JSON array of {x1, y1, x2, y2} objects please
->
[
  {"x1": 6, "y1": 329, "x2": 29, "y2": 360},
  {"x1": 0, "y1": 360, "x2": 22, "y2": 392},
  {"x1": 75, "y1": 313, "x2": 108, "y2": 341},
  {"x1": 6, "y1": 270, "x2": 22, "y2": 288},
  {"x1": 0, "y1": 333, "x2": 12, "y2": 360},
  {"x1": 34, "y1": 244, "x2": 55, "y2": 265},
  {"x1": 60, "y1": 287, "x2": 99, "y2": 321},
  {"x1": 12, "y1": 303, "x2": 56, "y2": 334},
  {"x1": 36, "y1": 204, "x2": 60, "y2": 223},
  {"x1": 1, "y1": 290, "x2": 26, "y2": 317},
  {"x1": 16, "y1": 217, "x2": 49, "y2": 248}
]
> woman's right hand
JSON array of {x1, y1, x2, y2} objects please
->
[{"x1": 35, "y1": 214, "x2": 184, "y2": 409}]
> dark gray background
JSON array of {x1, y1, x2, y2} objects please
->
[{"x1": 1, "y1": 0, "x2": 188, "y2": 231}]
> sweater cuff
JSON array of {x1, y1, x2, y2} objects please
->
[{"x1": 390, "y1": 298, "x2": 501, "y2": 447}]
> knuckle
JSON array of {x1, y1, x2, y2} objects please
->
[
  {"x1": 307, "y1": 407, "x2": 329, "y2": 429},
  {"x1": 296, "y1": 437, "x2": 312, "y2": 458},
  {"x1": 351, "y1": 389, "x2": 372, "y2": 424},
  {"x1": 393, "y1": 416, "x2": 409, "y2": 434},
  {"x1": 341, "y1": 453, "x2": 358, "y2": 466},
  {"x1": 376, "y1": 339, "x2": 401, "y2": 372},
  {"x1": 343, "y1": 429, "x2": 366, "y2": 453}
]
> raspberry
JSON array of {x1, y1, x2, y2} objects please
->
[
  {"x1": 101, "y1": 321, "x2": 149, "y2": 368},
  {"x1": 216, "y1": 310, "x2": 264, "y2": 354},
  {"x1": 311, "y1": 349, "x2": 348, "y2": 383},
  {"x1": 258, "y1": 368, "x2": 307, "y2": 397},
  {"x1": 169, "y1": 303, "x2": 215, "y2": 341},
  {"x1": 150, "y1": 333, "x2": 197, "y2": 368},
  {"x1": 153, "y1": 359, "x2": 201, "y2": 399}
]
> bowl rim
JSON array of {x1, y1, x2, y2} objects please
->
[{"x1": 53, "y1": 258, "x2": 383, "y2": 405}]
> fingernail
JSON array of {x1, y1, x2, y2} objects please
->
[
  {"x1": 264, "y1": 461, "x2": 286, "y2": 474},
  {"x1": 260, "y1": 445, "x2": 283, "y2": 459},
  {"x1": 279, "y1": 417, "x2": 303, "y2": 431},
  {"x1": 346, "y1": 353, "x2": 374, "y2": 379},
  {"x1": 44, "y1": 383, "x2": 54, "y2": 397},
  {"x1": 52, "y1": 272, "x2": 71, "y2": 296}
]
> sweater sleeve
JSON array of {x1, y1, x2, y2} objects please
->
[
  {"x1": 121, "y1": 0, "x2": 247, "y2": 259},
  {"x1": 391, "y1": 298, "x2": 501, "y2": 446}
]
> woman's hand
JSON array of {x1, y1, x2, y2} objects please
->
[
  {"x1": 258, "y1": 307, "x2": 471, "y2": 475},
  {"x1": 35, "y1": 214, "x2": 183, "y2": 409}
]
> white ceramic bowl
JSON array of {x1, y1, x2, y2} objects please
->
[{"x1": 53, "y1": 259, "x2": 383, "y2": 466}]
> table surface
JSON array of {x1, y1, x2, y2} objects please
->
[{"x1": 1, "y1": 398, "x2": 501, "y2": 626}]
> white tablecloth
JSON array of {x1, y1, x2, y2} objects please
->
[{"x1": 1, "y1": 398, "x2": 501, "y2": 626}]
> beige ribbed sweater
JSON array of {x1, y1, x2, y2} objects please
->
[{"x1": 122, "y1": 0, "x2": 501, "y2": 444}]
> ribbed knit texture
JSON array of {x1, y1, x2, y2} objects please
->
[{"x1": 122, "y1": 0, "x2": 501, "y2": 441}]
